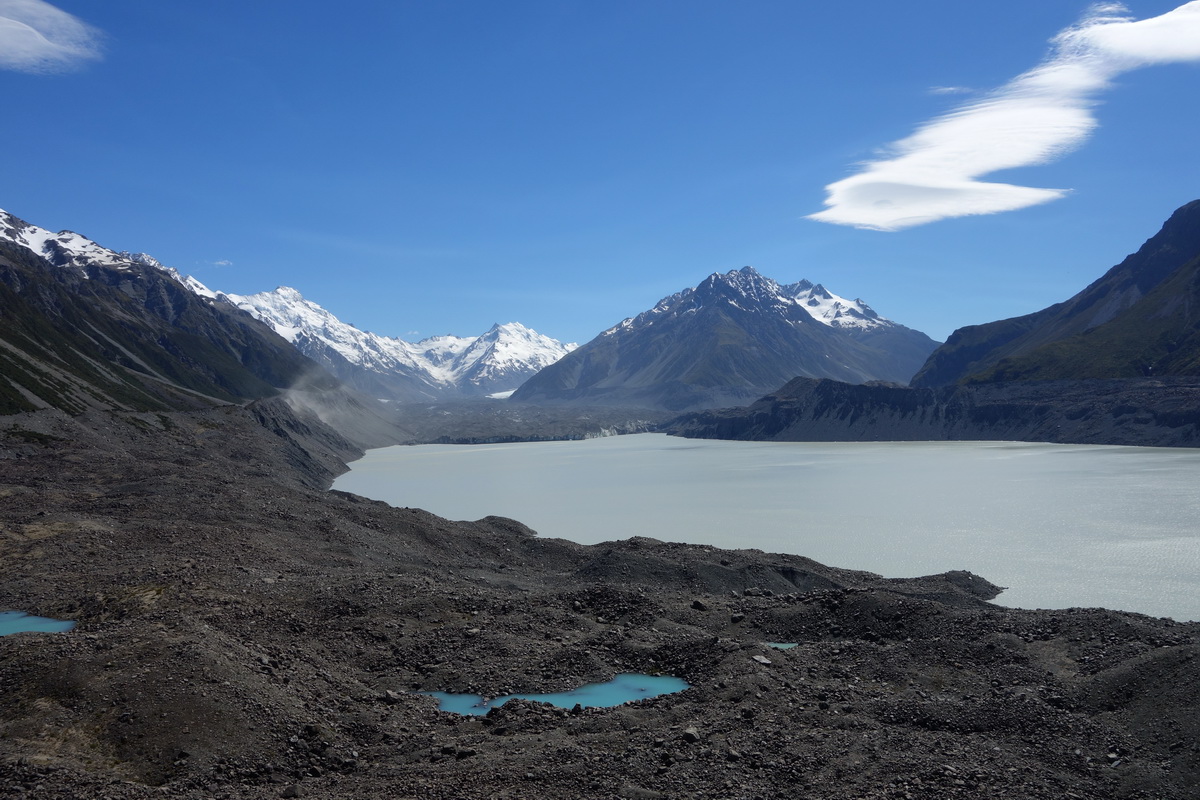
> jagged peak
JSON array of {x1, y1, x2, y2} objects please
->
[
  {"x1": 0, "y1": 210, "x2": 140, "y2": 274},
  {"x1": 705, "y1": 265, "x2": 775, "y2": 287},
  {"x1": 119, "y1": 251, "x2": 165, "y2": 269},
  {"x1": 601, "y1": 267, "x2": 896, "y2": 336},
  {"x1": 695, "y1": 266, "x2": 785, "y2": 306},
  {"x1": 213, "y1": 283, "x2": 573, "y2": 394}
]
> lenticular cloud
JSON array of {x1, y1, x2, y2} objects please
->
[
  {"x1": 808, "y1": 2, "x2": 1200, "y2": 232},
  {"x1": 0, "y1": 0, "x2": 101, "y2": 74}
]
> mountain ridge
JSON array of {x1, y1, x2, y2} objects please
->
[
  {"x1": 912, "y1": 199, "x2": 1200, "y2": 386},
  {"x1": 220, "y1": 287, "x2": 577, "y2": 401},
  {"x1": 0, "y1": 209, "x2": 332, "y2": 415},
  {"x1": 512, "y1": 266, "x2": 939, "y2": 411},
  {"x1": 0, "y1": 208, "x2": 577, "y2": 405},
  {"x1": 664, "y1": 201, "x2": 1200, "y2": 448}
]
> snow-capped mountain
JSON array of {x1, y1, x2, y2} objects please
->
[
  {"x1": 216, "y1": 287, "x2": 576, "y2": 401},
  {"x1": 0, "y1": 209, "x2": 575, "y2": 402},
  {"x1": 0, "y1": 209, "x2": 214, "y2": 300},
  {"x1": 0, "y1": 210, "x2": 145, "y2": 274},
  {"x1": 0, "y1": 209, "x2": 332, "y2": 413},
  {"x1": 784, "y1": 279, "x2": 887, "y2": 329},
  {"x1": 603, "y1": 269, "x2": 892, "y2": 338},
  {"x1": 512, "y1": 266, "x2": 939, "y2": 411}
]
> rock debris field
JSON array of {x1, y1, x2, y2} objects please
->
[{"x1": 1, "y1": 400, "x2": 1198, "y2": 799}]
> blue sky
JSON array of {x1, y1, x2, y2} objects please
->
[{"x1": 2, "y1": 1, "x2": 1199, "y2": 345}]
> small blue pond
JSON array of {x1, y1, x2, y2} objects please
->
[
  {"x1": 421, "y1": 673, "x2": 689, "y2": 716},
  {"x1": 0, "y1": 611, "x2": 75, "y2": 637},
  {"x1": 767, "y1": 642, "x2": 798, "y2": 650}
]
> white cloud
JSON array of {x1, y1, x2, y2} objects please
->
[
  {"x1": 212, "y1": 259, "x2": 234, "y2": 267},
  {"x1": 0, "y1": 0, "x2": 101, "y2": 74},
  {"x1": 809, "y1": 2, "x2": 1200, "y2": 232}
]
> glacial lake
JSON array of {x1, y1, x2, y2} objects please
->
[{"x1": 333, "y1": 434, "x2": 1200, "y2": 621}]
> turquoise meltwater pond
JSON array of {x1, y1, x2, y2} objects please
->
[
  {"x1": 0, "y1": 611, "x2": 75, "y2": 636},
  {"x1": 422, "y1": 673, "x2": 689, "y2": 715}
]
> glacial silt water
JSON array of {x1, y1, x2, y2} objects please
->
[
  {"x1": 0, "y1": 611, "x2": 75, "y2": 636},
  {"x1": 333, "y1": 434, "x2": 1200, "y2": 621},
  {"x1": 421, "y1": 673, "x2": 690, "y2": 715}
]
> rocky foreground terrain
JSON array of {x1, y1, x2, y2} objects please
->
[{"x1": 2, "y1": 400, "x2": 1198, "y2": 799}]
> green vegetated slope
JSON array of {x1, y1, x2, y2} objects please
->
[
  {"x1": 971, "y1": 251, "x2": 1200, "y2": 382},
  {"x1": 0, "y1": 239, "x2": 329, "y2": 415},
  {"x1": 912, "y1": 199, "x2": 1200, "y2": 387}
]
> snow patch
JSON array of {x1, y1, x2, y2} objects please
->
[
  {"x1": 215, "y1": 289, "x2": 576, "y2": 395},
  {"x1": 601, "y1": 266, "x2": 895, "y2": 338}
]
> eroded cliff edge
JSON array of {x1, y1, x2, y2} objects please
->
[{"x1": 663, "y1": 376, "x2": 1200, "y2": 447}]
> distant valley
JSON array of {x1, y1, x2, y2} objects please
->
[
  {"x1": 2, "y1": 201, "x2": 1199, "y2": 448},
  {"x1": 0, "y1": 206, "x2": 940, "y2": 419}
]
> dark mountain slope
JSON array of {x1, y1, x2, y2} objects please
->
[
  {"x1": 513, "y1": 267, "x2": 937, "y2": 411},
  {"x1": 972, "y1": 249, "x2": 1200, "y2": 382},
  {"x1": 0, "y1": 234, "x2": 330, "y2": 415},
  {"x1": 913, "y1": 200, "x2": 1200, "y2": 386}
]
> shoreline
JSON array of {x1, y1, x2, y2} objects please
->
[
  {"x1": 333, "y1": 433, "x2": 1200, "y2": 622},
  {"x1": 2, "y1": 402, "x2": 1198, "y2": 798}
]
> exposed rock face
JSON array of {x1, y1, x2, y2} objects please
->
[
  {"x1": 0, "y1": 207, "x2": 577, "y2": 408},
  {"x1": 913, "y1": 200, "x2": 1200, "y2": 387},
  {"x1": 1, "y1": 401, "x2": 1198, "y2": 799},
  {"x1": 512, "y1": 267, "x2": 938, "y2": 411},
  {"x1": 662, "y1": 376, "x2": 1200, "y2": 447},
  {"x1": 0, "y1": 213, "x2": 334, "y2": 415}
]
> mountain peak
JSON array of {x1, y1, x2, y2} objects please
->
[
  {"x1": 120, "y1": 251, "x2": 164, "y2": 269},
  {"x1": 211, "y1": 289, "x2": 574, "y2": 399},
  {"x1": 514, "y1": 266, "x2": 937, "y2": 410},
  {"x1": 710, "y1": 265, "x2": 771, "y2": 285},
  {"x1": 697, "y1": 266, "x2": 783, "y2": 305},
  {"x1": 0, "y1": 210, "x2": 137, "y2": 273}
]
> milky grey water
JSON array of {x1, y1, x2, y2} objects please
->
[{"x1": 332, "y1": 434, "x2": 1200, "y2": 621}]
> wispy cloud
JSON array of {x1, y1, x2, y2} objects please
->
[
  {"x1": 0, "y1": 0, "x2": 102, "y2": 74},
  {"x1": 809, "y1": 2, "x2": 1200, "y2": 232},
  {"x1": 212, "y1": 259, "x2": 233, "y2": 267},
  {"x1": 928, "y1": 86, "x2": 973, "y2": 96}
]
